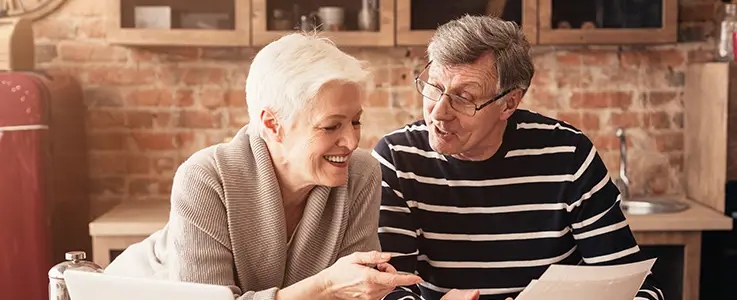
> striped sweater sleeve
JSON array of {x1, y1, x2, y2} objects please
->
[
  {"x1": 566, "y1": 135, "x2": 664, "y2": 300},
  {"x1": 372, "y1": 137, "x2": 423, "y2": 295}
]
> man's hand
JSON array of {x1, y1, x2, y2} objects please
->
[{"x1": 440, "y1": 289, "x2": 480, "y2": 300}]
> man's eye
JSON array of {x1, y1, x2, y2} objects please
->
[{"x1": 352, "y1": 121, "x2": 362, "y2": 126}]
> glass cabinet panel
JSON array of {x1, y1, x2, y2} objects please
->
[
  {"x1": 120, "y1": 0, "x2": 236, "y2": 30},
  {"x1": 550, "y1": 0, "x2": 662, "y2": 30},
  {"x1": 410, "y1": 0, "x2": 523, "y2": 30},
  {"x1": 265, "y1": 0, "x2": 383, "y2": 32}
]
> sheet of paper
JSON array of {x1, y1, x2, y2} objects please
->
[
  {"x1": 515, "y1": 274, "x2": 648, "y2": 300},
  {"x1": 514, "y1": 259, "x2": 657, "y2": 300},
  {"x1": 538, "y1": 258, "x2": 656, "y2": 282}
]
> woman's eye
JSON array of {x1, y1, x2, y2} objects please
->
[{"x1": 323, "y1": 124, "x2": 340, "y2": 131}]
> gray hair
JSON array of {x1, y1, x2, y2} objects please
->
[
  {"x1": 245, "y1": 33, "x2": 372, "y2": 137},
  {"x1": 427, "y1": 15, "x2": 534, "y2": 92}
]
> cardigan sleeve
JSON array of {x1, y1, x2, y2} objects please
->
[
  {"x1": 165, "y1": 162, "x2": 279, "y2": 300},
  {"x1": 336, "y1": 154, "x2": 383, "y2": 258}
]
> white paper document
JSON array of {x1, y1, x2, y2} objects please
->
[{"x1": 515, "y1": 258, "x2": 656, "y2": 300}]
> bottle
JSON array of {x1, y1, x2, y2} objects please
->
[
  {"x1": 716, "y1": 3, "x2": 737, "y2": 61},
  {"x1": 48, "y1": 251, "x2": 104, "y2": 300}
]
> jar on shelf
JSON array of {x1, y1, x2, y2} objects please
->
[{"x1": 716, "y1": 3, "x2": 737, "y2": 61}]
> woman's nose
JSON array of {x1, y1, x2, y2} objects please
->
[{"x1": 338, "y1": 127, "x2": 359, "y2": 150}]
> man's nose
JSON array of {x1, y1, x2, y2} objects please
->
[{"x1": 430, "y1": 94, "x2": 453, "y2": 121}]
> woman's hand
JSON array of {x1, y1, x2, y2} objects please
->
[{"x1": 318, "y1": 251, "x2": 424, "y2": 300}]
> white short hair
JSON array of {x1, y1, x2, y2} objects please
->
[{"x1": 245, "y1": 33, "x2": 372, "y2": 137}]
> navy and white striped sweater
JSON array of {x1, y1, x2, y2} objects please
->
[{"x1": 373, "y1": 109, "x2": 663, "y2": 300}]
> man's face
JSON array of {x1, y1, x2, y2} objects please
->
[{"x1": 421, "y1": 54, "x2": 517, "y2": 160}]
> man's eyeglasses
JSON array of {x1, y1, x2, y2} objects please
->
[{"x1": 414, "y1": 61, "x2": 515, "y2": 117}]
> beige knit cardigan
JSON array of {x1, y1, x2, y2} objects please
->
[{"x1": 104, "y1": 126, "x2": 382, "y2": 300}]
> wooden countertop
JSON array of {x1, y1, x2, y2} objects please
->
[
  {"x1": 625, "y1": 197, "x2": 733, "y2": 232},
  {"x1": 89, "y1": 197, "x2": 733, "y2": 237}
]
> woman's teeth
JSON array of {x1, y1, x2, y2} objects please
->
[{"x1": 324, "y1": 155, "x2": 348, "y2": 163}]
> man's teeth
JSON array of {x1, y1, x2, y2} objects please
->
[{"x1": 324, "y1": 156, "x2": 348, "y2": 163}]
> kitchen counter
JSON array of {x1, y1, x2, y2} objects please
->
[
  {"x1": 89, "y1": 196, "x2": 733, "y2": 237},
  {"x1": 626, "y1": 197, "x2": 733, "y2": 232}
]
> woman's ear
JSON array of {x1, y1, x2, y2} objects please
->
[{"x1": 260, "y1": 109, "x2": 282, "y2": 142}]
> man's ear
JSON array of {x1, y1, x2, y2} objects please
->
[
  {"x1": 500, "y1": 89, "x2": 524, "y2": 121},
  {"x1": 260, "y1": 108, "x2": 282, "y2": 142}
]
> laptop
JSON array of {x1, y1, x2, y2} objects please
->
[{"x1": 64, "y1": 270, "x2": 235, "y2": 300}]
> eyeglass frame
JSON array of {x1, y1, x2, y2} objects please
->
[{"x1": 413, "y1": 60, "x2": 519, "y2": 116}]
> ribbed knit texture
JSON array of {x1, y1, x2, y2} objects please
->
[{"x1": 105, "y1": 125, "x2": 382, "y2": 300}]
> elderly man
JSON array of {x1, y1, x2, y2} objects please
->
[{"x1": 373, "y1": 15, "x2": 663, "y2": 300}]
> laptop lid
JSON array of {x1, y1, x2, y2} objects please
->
[{"x1": 64, "y1": 270, "x2": 235, "y2": 300}]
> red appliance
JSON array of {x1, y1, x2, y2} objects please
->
[{"x1": 0, "y1": 72, "x2": 90, "y2": 300}]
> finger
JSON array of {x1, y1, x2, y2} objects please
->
[
  {"x1": 442, "y1": 289, "x2": 480, "y2": 300},
  {"x1": 372, "y1": 271, "x2": 424, "y2": 287},
  {"x1": 376, "y1": 262, "x2": 397, "y2": 273},
  {"x1": 349, "y1": 251, "x2": 392, "y2": 265},
  {"x1": 505, "y1": 298, "x2": 514, "y2": 300}
]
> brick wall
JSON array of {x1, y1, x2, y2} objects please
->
[{"x1": 31, "y1": 0, "x2": 719, "y2": 217}]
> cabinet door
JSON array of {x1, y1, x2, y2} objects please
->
[
  {"x1": 538, "y1": 0, "x2": 677, "y2": 45},
  {"x1": 396, "y1": 0, "x2": 537, "y2": 46},
  {"x1": 106, "y1": 0, "x2": 250, "y2": 46},
  {"x1": 251, "y1": 0, "x2": 395, "y2": 46}
]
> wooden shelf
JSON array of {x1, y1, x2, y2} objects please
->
[
  {"x1": 538, "y1": 0, "x2": 678, "y2": 45},
  {"x1": 107, "y1": 28, "x2": 250, "y2": 46},
  {"x1": 250, "y1": 0, "x2": 395, "y2": 47},
  {"x1": 105, "y1": 0, "x2": 250, "y2": 47}
]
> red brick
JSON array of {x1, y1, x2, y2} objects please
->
[
  {"x1": 524, "y1": 89, "x2": 562, "y2": 110},
  {"x1": 226, "y1": 90, "x2": 246, "y2": 107},
  {"x1": 57, "y1": 0, "x2": 105, "y2": 16},
  {"x1": 570, "y1": 92, "x2": 632, "y2": 109},
  {"x1": 555, "y1": 52, "x2": 581, "y2": 66},
  {"x1": 688, "y1": 49, "x2": 715, "y2": 63},
  {"x1": 644, "y1": 111, "x2": 671, "y2": 129},
  {"x1": 58, "y1": 42, "x2": 128, "y2": 62},
  {"x1": 557, "y1": 111, "x2": 600, "y2": 131},
  {"x1": 128, "y1": 155, "x2": 150, "y2": 174},
  {"x1": 84, "y1": 87, "x2": 124, "y2": 107},
  {"x1": 156, "y1": 48, "x2": 201, "y2": 62},
  {"x1": 179, "y1": 111, "x2": 221, "y2": 128},
  {"x1": 672, "y1": 112, "x2": 684, "y2": 129},
  {"x1": 366, "y1": 89, "x2": 390, "y2": 107},
  {"x1": 620, "y1": 50, "x2": 685, "y2": 69},
  {"x1": 229, "y1": 110, "x2": 250, "y2": 128},
  {"x1": 90, "y1": 177, "x2": 125, "y2": 195},
  {"x1": 390, "y1": 66, "x2": 414, "y2": 86},
  {"x1": 654, "y1": 132, "x2": 684, "y2": 152},
  {"x1": 610, "y1": 111, "x2": 642, "y2": 128},
  {"x1": 88, "y1": 133, "x2": 128, "y2": 151},
  {"x1": 372, "y1": 66, "x2": 390, "y2": 87},
  {"x1": 126, "y1": 111, "x2": 155, "y2": 129},
  {"x1": 182, "y1": 67, "x2": 226, "y2": 85},
  {"x1": 555, "y1": 68, "x2": 593, "y2": 89},
  {"x1": 392, "y1": 90, "x2": 423, "y2": 110},
  {"x1": 127, "y1": 89, "x2": 174, "y2": 107},
  {"x1": 175, "y1": 89, "x2": 195, "y2": 107},
  {"x1": 76, "y1": 19, "x2": 106, "y2": 38},
  {"x1": 132, "y1": 132, "x2": 177, "y2": 150},
  {"x1": 34, "y1": 18, "x2": 75, "y2": 40},
  {"x1": 88, "y1": 67, "x2": 156, "y2": 86},
  {"x1": 647, "y1": 91, "x2": 678, "y2": 107},
  {"x1": 87, "y1": 110, "x2": 125, "y2": 129},
  {"x1": 530, "y1": 68, "x2": 553, "y2": 87},
  {"x1": 556, "y1": 50, "x2": 618, "y2": 66},
  {"x1": 153, "y1": 157, "x2": 176, "y2": 175},
  {"x1": 590, "y1": 135, "x2": 619, "y2": 151},
  {"x1": 130, "y1": 49, "x2": 156, "y2": 63},
  {"x1": 89, "y1": 154, "x2": 127, "y2": 175},
  {"x1": 128, "y1": 178, "x2": 158, "y2": 196},
  {"x1": 200, "y1": 89, "x2": 226, "y2": 109}
]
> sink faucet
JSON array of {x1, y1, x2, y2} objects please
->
[{"x1": 615, "y1": 127, "x2": 630, "y2": 200}]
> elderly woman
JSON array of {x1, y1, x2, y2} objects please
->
[{"x1": 104, "y1": 33, "x2": 423, "y2": 300}]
